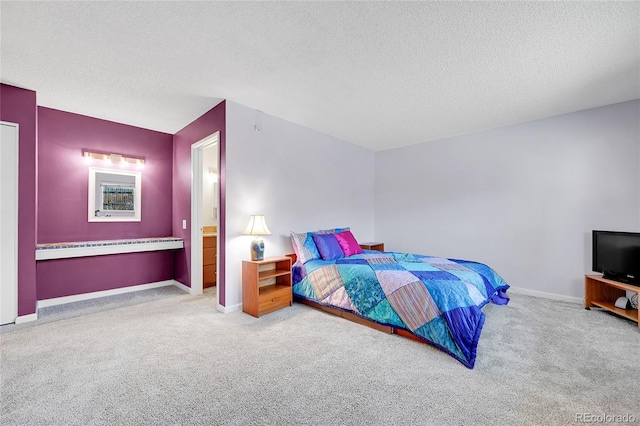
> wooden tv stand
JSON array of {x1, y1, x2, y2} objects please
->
[{"x1": 585, "y1": 275, "x2": 639, "y2": 329}]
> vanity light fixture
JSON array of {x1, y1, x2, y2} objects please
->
[{"x1": 83, "y1": 151, "x2": 145, "y2": 167}]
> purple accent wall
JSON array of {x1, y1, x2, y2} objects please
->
[
  {"x1": 172, "y1": 101, "x2": 226, "y2": 305},
  {"x1": 36, "y1": 107, "x2": 175, "y2": 300},
  {"x1": 38, "y1": 107, "x2": 173, "y2": 242},
  {"x1": 0, "y1": 84, "x2": 38, "y2": 316},
  {"x1": 36, "y1": 251, "x2": 174, "y2": 300}
]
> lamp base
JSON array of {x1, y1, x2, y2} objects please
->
[{"x1": 250, "y1": 238, "x2": 265, "y2": 261}]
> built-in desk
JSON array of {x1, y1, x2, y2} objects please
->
[{"x1": 35, "y1": 237, "x2": 184, "y2": 260}]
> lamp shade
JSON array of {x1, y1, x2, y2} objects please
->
[{"x1": 243, "y1": 215, "x2": 272, "y2": 236}]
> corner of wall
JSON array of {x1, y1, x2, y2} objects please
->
[
  {"x1": 0, "y1": 84, "x2": 38, "y2": 316},
  {"x1": 171, "y1": 100, "x2": 226, "y2": 302}
]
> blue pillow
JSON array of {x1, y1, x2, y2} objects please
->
[{"x1": 312, "y1": 233, "x2": 345, "y2": 261}]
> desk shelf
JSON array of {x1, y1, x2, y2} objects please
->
[{"x1": 36, "y1": 237, "x2": 184, "y2": 260}]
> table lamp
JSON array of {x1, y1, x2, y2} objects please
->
[{"x1": 243, "y1": 215, "x2": 272, "y2": 261}]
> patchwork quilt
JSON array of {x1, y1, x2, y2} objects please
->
[{"x1": 292, "y1": 251, "x2": 510, "y2": 368}]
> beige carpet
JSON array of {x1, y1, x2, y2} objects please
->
[{"x1": 1, "y1": 287, "x2": 639, "y2": 425}]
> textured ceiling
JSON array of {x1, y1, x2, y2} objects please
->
[{"x1": 1, "y1": 1, "x2": 638, "y2": 151}]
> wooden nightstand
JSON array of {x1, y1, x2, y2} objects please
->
[
  {"x1": 242, "y1": 257, "x2": 292, "y2": 317},
  {"x1": 359, "y1": 242, "x2": 384, "y2": 251}
]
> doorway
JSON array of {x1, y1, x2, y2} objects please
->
[
  {"x1": 0, "y1": 121, "x2": 19, "y2": 325},
  {"x1": 201, "y1": 143, "x2": 218, "y2": 290},
  {"x1": 190, "y1": 132, "x2": 220, "y2": 305}
]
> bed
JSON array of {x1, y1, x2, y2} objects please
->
[{"x1": 289, "y1": 229, "x2": 510, "y2": 369}]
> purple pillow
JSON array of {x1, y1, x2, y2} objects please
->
[
  {"x1": 334, "y1": 230, "x2": 363, "y2": 257},
  {"x1": 312, "y1": 233, "x2": 345, "y2": 261}
]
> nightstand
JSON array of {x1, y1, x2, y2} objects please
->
[
  {"x1": 242, "y1": 256, "x2": 292, "y2": 317},
  {"x1": 359, "y1": 242, "x2": 384, "y2": 251}
]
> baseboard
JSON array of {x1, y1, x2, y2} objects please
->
[
  {"x1": 173, "y1": 281, "x2": 235, "y2": 313},
  {"x1": 15, "y1": 312, "x2": 38, "y2": 324},
  {"x1": 172, "y1": 280, "x2": 192, "y2": 294},
  {"x1": 217, "y1": 302, "x2": 241, "y2": 314},
  {"x1": 36, "y1": 280, "x2": 177, "y2": 309},
  {"x1": 508, "y1": 286, "x2": 583, "y2": 304}
]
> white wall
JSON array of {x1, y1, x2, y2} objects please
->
[
  {"x1": 224, "y1": 101, "x2": 375, "y2": 308},
  {"x1": 374, "y1": 100, "x2": 640, "y2": 299},
  {"x1": 202, "y1": 144, "x2": 218, "y2": 227}
]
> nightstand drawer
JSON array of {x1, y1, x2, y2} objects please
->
[
  {"x1": 259, "y1": 299, "x2": 291, "y2": 315},
  {"x1": 258, "y1": 286, "x2": 291, "y2": 314},
  {"x1": 259, "y1": 299, "x2": 291, "y2": 316},
  {"x1": 259, "y1": 285, "x2": 291, "y2": 304}
]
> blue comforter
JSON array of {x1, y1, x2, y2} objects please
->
[{"x1": 292, "y1": 251, "x2": 509, "y2": 368}]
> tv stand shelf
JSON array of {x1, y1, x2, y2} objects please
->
[{"x1": 585, "y1": 275, "x2": 639, "y2": 329}]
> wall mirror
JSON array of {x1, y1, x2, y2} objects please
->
[{"x1": 88, "y1": 167, "x2": 142, "y2": 222}]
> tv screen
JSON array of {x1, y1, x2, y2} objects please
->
[{"x1": 592, "y1": 230, "x2": 640, "y2": 285}]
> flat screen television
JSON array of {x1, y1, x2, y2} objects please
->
[{"x1": 592, "y1": 230, "x2": 640, "y2": 286}]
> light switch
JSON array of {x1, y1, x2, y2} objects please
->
[{"x1": 182, "y1": 219, "x2": 187, "y2": 230}]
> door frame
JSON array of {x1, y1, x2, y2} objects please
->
[
  {"x1": 0, "y1": 121, "x2": 19, "y2": 324},
  {"x1": 190, "y1": 132, "x2": 220, "y2": 303}
]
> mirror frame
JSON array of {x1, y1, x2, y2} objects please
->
[{"x1": 88, "y1": 166, "x2": 142, "y2": 222}]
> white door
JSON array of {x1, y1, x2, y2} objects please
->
[{"x1": 0, "y1": 122, "x2": 19, "y2": 325}]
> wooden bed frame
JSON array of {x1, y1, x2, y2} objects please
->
[{"x1": 285, "y1": 253, "x2": 429, "y2": 346}]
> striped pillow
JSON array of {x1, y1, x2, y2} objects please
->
[
  {"x1": 316, "y1": 227, "x2": 350, "y2": 234},
  {"x1": 290, "y1": 231, "x2": 321, "y2": 264}
]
